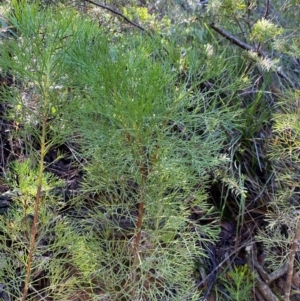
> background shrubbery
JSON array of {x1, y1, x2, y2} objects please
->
[{"x1": 0, "y1": 0, "x2": 299, "y2": 300}]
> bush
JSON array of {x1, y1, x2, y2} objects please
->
[{"x1": 0, "y1": 1, "x2": 250, "y2": 300}]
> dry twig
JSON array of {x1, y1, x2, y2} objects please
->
[
  {"x1": 245, "y1": 243, "x2": 283, "y2": 301},
  {"x1": 84, "y1": 0, "x2": 152, "y2": 36},
  {"x1": 209, "y1": 23, "x2": 300, "y2": 89},
  {"x1": 284, "y1": 217, "x2": 300, "y2": 301}
]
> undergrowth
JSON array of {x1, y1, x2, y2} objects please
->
[
  {"x1": 0, "y1": 0, "x2": 299, "y2": 300},
  {"x1": 0, "y1": 1, "x2": 249, "y2": 300}
]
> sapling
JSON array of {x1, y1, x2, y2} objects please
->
[
  {"x1": 0, "y1": 2, "x2": 100, "y2": 300},
  {"x1": 63, "y1": 16, "x2": 249, "y2": 299}
]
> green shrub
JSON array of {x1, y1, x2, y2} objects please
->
[{"x1": 0, "y1": 1, "x2": 265, "y2": 300}]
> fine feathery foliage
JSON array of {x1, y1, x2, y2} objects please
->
[
  {"x1": 1, "y1": 0, "x2": 299, "y2": 300},
  {"x1": 0, "y1": 1, "x2": 252, "y2": 300},
  {"x1": 218, "y1": 265, "x2": 255, "y2": 301},
  {"x1": 0, "y1": 2, "x2": 98, "y2": 300},
  {"x1": 64, "y1": 19, "x2": 248, "y2": 300}
]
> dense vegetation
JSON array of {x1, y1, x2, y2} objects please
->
[{"x1": 0, "y1": 0, "x2": 299, "y2": 300}]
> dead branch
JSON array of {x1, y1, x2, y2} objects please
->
[
  {"x1": 245, "y1": 244, "x2": 280, "y2": 301},
  {"x1": 209, "y1": 23, "x2": 300, "y2": 89},
  {"x1": 284, "y1": 217, "x2": 300, "y2": 301},
  {"x1": 209, "y1": 23, "x2": 266, "y2": 57},
  {"x1": 84, "y1": 0, "x2": 151, "y2": 36},
  {"x1": 263, "y1": 0, "x2": 270, "y2": 19}
]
